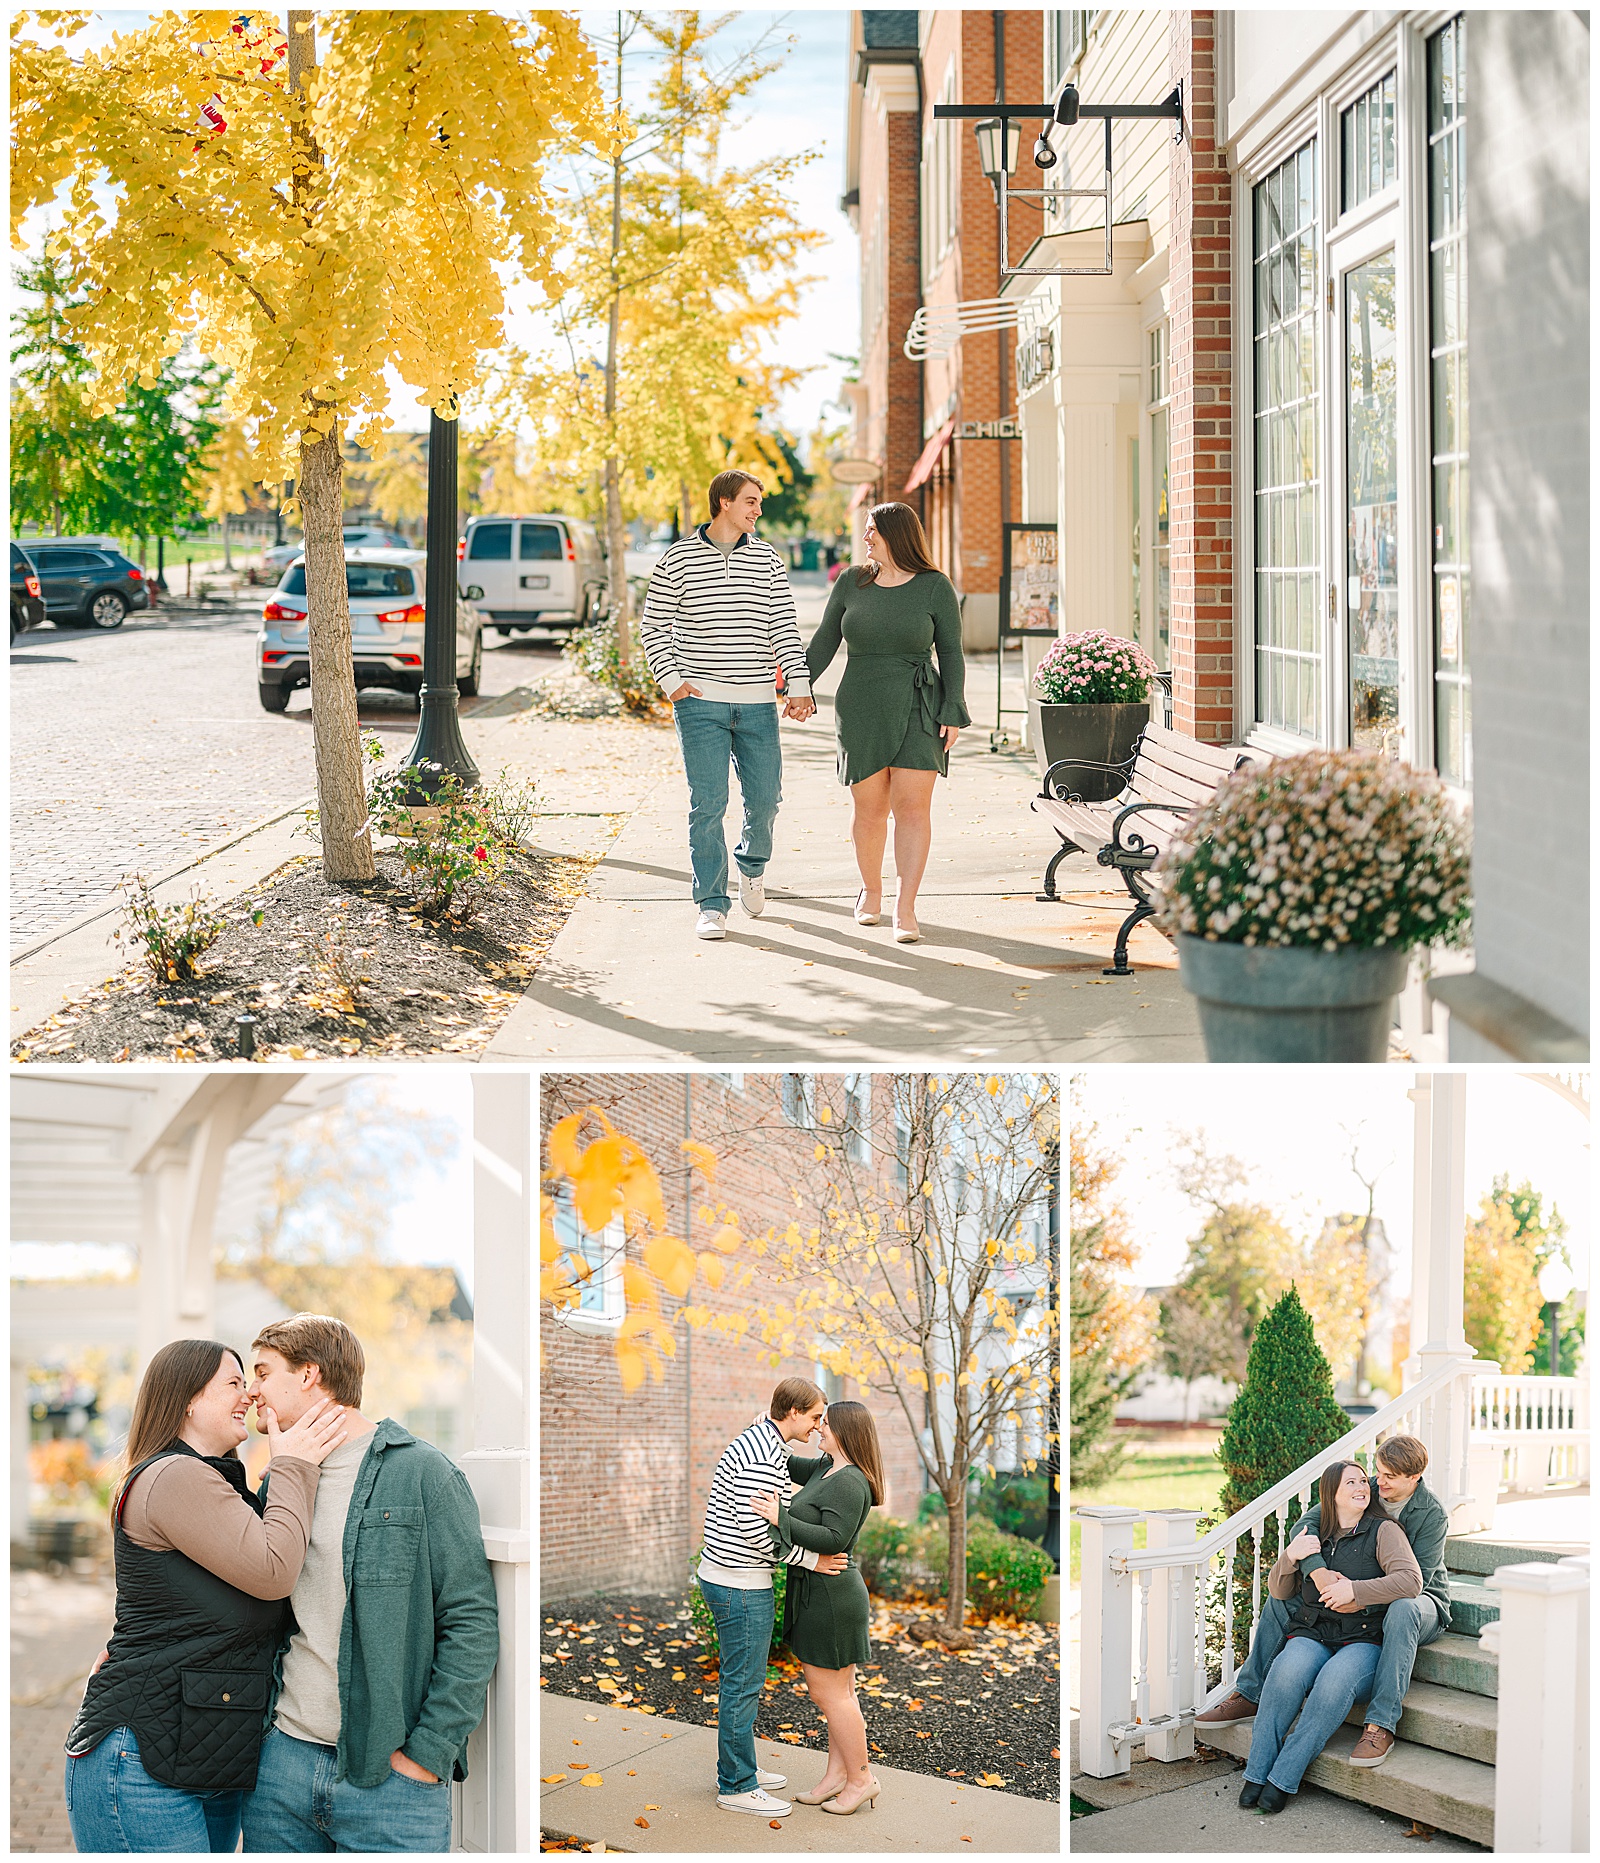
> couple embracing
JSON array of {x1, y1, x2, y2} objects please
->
[
  {"x1": 696, "y1": 1376, "x2": 887, "y2": 1820},
  {"x1": 63, "y1": 1316, "x2": 497, "y2": 1853},
  {"x1": 1197, "y1": 1432, "x2": 1451, "y2": 1811},
  {"x1": 641, "y1": 472, "x2": 971, "y2": 945}
]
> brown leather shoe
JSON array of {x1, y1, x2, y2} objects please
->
[
  {"x1": 1350, "y1": 1724, "x2": 1395, "y2": 1767},
  {"x1": 1195, "y1": 1691, "x2": 1257, "y2": 1724}
]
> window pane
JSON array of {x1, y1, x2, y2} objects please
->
[
  {"x1": 469, "y1": 522, "x2": 513, "y2": 560},
  {"x1": 519, "y1": 522, "x2": 563, "y2": 560},
  {"x1": 1345, "y1": 249, "x2": 1400, "y2": 756},
  {"x1": 1341, "y1": 70, "x2": 1397, "y2": 212}
]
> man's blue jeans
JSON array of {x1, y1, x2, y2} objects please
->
[
  {"x1": 1235, "y1": 1593, "x2": 1444, "y2": 1733},
  {"x1": 65, "y1": 1726, "x2": 242, "y2": 1853},
  {"x1": 699, "y1": 1579, "x2": 773, "y2": 1797},
  {"x1": 1245, "y1": 1636, "x2": 1383, "y2": 1792},
  {"x1": 241, "y1": 1726, "x2": 451, "y2": 1853},
  {"x1": 674, "y1": 699, "x2": 782, "y2": 915}
]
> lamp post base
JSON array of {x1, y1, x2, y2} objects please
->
[{"x1": 400, "y1": 682, "x2": 480, "y2": 802}]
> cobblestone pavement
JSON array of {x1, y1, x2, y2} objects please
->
[
  {"x1": 10, "y1": 595, "x2": 562, "y2": 950},
  {"x1": 11, "y1": 1565, "x2": 116, "y2": 1854}
]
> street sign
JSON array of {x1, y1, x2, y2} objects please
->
[{"x1": 956, "y1": 419, "x2": 1020, "y2": 440}]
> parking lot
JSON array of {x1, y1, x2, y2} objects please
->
[{"x1": 9, "y1": 590, "x2": 562, "y2": 950}]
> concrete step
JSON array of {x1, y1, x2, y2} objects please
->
[
  {"x1": 1197, "y1": 1715, "x2": 1495, "y2": 1847},
  {"x1": 1445, "y1": 1536, "x2": 1572, "y2": 1577},
  {"x1": 1342, "y1": 1677, "x2": 1498, "y2": 1766},
  {"x1": 1445, "y1": 1576, "x2": 1500, "y2": 1637},
  {"x1": 1414, "y1": 1631, "x2": 1499, "y2": 1700}
]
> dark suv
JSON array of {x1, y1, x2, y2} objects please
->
[
  {"x1": 22, "y1": 539, "x2": 151, "y2": 629},
  {"x1": 10, "y1": 543, "x2": 46, "y2": 641}
]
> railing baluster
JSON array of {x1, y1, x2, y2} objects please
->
[
  {"x1": 1135, "y1": 1572, "x2": 1152, "y2": 1728},
  {"x1": 1194, "y1": 1548, "x2": 1209, "y2": 1703},
  {"x1": 1249, "y1": 1528, "x2": 1262, "y2": 1647},
  {"x1": 1223, "y1": 1543, "x2": 1237, "y2": 1686}
]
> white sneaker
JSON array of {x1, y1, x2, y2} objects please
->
[
  {"x1": 696, "y1": 910, "x2": 728, "y2": 940},
  {"x1": 756, "y1": 1767, "x2": 787, "y2": 1788},
  {"x1": 738, "y1": 871, "x2": 766, "y2": 917},
  {"x1": 717, "y1": 1787, "x2": 792, "y2": 1817}
]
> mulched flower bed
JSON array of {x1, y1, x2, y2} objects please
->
[
  {"x1": 13, "y1": 845, "x2": 593, "y2": 1063},
  {"x1": 541, "y1": 1589, "x2": 1060, "y2": 1804}
]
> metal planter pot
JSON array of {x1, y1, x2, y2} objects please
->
[
  {"x1": 1175, "y1": 936, "x2": 1411, "y2": 1063},
  {"x1": 1030, "y1": 699, "x2": 1148, "y2": 796}
]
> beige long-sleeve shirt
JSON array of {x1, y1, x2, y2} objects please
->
[
  {"x1": 122, "y1": 1453, "x2": 320, "y2": 1601},
  {"x1": 1268, "y1": 1518, "x2": 1423, "y2": 1611}
]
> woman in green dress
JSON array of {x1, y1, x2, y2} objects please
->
[
  {"x1": 748, "y1": 1399, "x2": 884, "y2": 1816},
  {"x1": 805, "y1": 502, "x2": 971, "y2": 943}
]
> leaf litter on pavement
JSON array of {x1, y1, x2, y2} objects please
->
[
  {"x1": 540, "y1": 1590, "x2": 1060, "y2": 1804},
  {"x1": 12, "y1": 846, "x2": 594, "y2": 1064}
]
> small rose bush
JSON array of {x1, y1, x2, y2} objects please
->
[
  {"x1": 1034, "y1": 629, "x2": 1156, "y2": 705},
  {"x1": 1153, "y1": 749, "x2": 1472, "y2": 951}
]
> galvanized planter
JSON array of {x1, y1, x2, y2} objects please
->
[
  {"x1": 1175, "y1": 936, "x2": 1410, "y2": 1062},
  {"x1": 1030, "y1": 698, "x2": 1148, "y2": 795}
]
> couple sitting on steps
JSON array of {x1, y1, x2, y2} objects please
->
[{"x1": 1197, "y1": 1433, "x2": 1450, "y2": 1815}]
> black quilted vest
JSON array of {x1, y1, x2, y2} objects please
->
[
  {"x1": 1287, "y1": 1511, "x2": 1390, "y2": 1648},
  {"x1": 65, "y1": 1443, "x2": 291, "y2": 1792}
]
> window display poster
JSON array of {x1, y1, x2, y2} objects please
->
[{"x1": 1001, "y1": 524, "x2": 1060, "y2": 636}]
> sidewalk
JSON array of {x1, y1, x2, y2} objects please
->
[
  {"x1": 484, "y1": 649, "x2": 1202, "y2": 1063},
  {"x1": 11, "y1": 1567, "x2": 117, "y2": 1853},
  {"x1": 540, "y1": 1691, "x2": 1061, "y2": 1854}
]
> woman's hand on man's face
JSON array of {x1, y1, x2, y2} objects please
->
[{"x1": 265, "y1": 1393, "x2": 348, "y2": 1468}]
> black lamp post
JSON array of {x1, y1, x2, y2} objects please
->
[
  {"x1": 399, "y1": 402, "x2": 479, "y2": 799},
  {"x1": 1538, "y1": 1259, "x2": 1575, "y2": 1375}
]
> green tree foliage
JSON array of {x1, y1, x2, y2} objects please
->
[
  {"x1": 10, "y1": 252, "x2": 122, "y2": 535},
  {"x1": 753, "y1": 429, "x2": 813, "y2": 534},
  {"x1": 1069, "y1": 1121, "x2": 1153, "y2": 1489}
]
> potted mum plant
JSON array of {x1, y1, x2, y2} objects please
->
[
  {"x1": 1030, "y1": 630, "x2": 1157, "y2": 795},
  {"x1": 1153, "y1": 749, "x2": 1472, "y2": 1062}
]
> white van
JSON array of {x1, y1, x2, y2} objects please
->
[{"x1": 457, "y1": 514, "x2": 608, "y2": 636}]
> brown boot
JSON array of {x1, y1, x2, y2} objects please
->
[
  {"x1": 1195, "y1": 1691, "x2": 1257, "y2": 1724},
  {"x1": 1350, "y1": 1724, "x2": 1395, "y2": 1767}
]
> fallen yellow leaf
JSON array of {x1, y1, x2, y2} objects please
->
[
  {"x1": 644, "y1": 1805, "x2": 659, "y2": 1811},
  {"x1": 977, "y1": 1771, "x2": 1007, "y2": 1787},
  {"x1": 580, "y1": 1774, "x2": 603, "y2": 1788},
  {"x1": 542, "y1": 1775, "x2": 566, "y2": 1784}
]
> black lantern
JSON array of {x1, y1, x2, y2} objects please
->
[{"x1": 974, "y1": 115, "x2": 1021, "y2": 202}]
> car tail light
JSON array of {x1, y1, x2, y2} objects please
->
[
  {"x1": 125, "y1": 566, "x2": 142, "y2": 580},
  {"x1": 377, "y1": 603, "x2": 426, "y2": 626},
  {"x1": 456, "y1": 538, "x2": 466, "y2": 562},
  {"x1": 397, "y1": 653, "x2": 422, "y2": 666},
  {"x1": 24, "y1": 576, "x2": 40, "y2": 598},
  {"x1": 564, "y1": 535, "x2": 576, "y2": 562},
  {"x1": 262, "y1": 600, "x2": 305, "y2": 623},
  {"x1": 262, "y1": 650, "x2": 287, "y2": 663}
]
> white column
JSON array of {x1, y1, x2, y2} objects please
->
[
  {"x1": 134, "y1": 1105, "x2": 242, "y2": 1373},
  {"x1": 1486, "y1": 1559, "x2": 1589, "y2": 1852},
  {"x1": 455, "y1": 1073, "x2": 532, "y2": 1855},
  {"x1": 1075, "y1": 1506, "x2": 1140, "y2": 1779},
  {"x1": 1408, "y1": 1073, "x2": 1477, "y2": 1509},
  {"x1": 1143, "y1": 1511, "x2": 1200, "y2": 1762}
]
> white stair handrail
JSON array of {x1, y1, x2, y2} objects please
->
[{"x1": 1113, "y1": 1352, "x2": 1480, "y2": 1576}]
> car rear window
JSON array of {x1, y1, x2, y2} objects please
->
[
  {"x1": 468, "y1": 522, "x2": 513, "y2": 560},
  {"x1": 30, "y1": 550, "x2": 101, "y2": 571},
  {"x1": 278, "y1": 563, "x2": 416, "y2": 598},
  {"x1": 519, "y1": 522, "x2": 563, "y2": 561}
]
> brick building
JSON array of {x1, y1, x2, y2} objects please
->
[
  {"x1": 843, "y1": 10, "x2": 1044, "y2": 649},
  {"x1": 540, "y1": 1073, "x2": 932, "y2": 1602},
  {"x1": 846, "y1": 8, "x2": 1585, "y2": 1060}
]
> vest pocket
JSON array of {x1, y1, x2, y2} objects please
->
[
  {"x1": 354, "y1": 1506, "x2": 423, "y2": 1585},
  {"x1": 180, "y1": 1669, "x2": 271, "y2": 1714}
]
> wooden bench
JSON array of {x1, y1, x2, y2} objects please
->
[{"x1": 1030, "y1": 721, "x2": 1258, "y2": 976}]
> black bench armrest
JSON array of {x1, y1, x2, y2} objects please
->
[
  {"x1": 1038, "y1": 751, "x2": 1139, "y2": 805},
  {"x1": 1100, "y1": 799, "x2": 1192, "y2": 872}
]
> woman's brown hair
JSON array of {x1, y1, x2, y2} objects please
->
[
  {"x1": 826, "y1": 1399, "x2": 885, "y2": 1506},
  {"x1": 856, "y1": 502, "x2": 940, "y2": 585},
  {"x1": 1316, "y1": 1459, "x2": 1386, "y2": 1545},
  {"x1": 121, "y1": 1338, "x2": 244, "y2": 1498}
]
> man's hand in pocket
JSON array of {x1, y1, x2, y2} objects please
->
[
  {"x1": 815, "y1": 1552, "x2": 848, "y2": 1576},
  {"x1": 390, "y1": 1750, "x2": 439, "y2": 1785}
]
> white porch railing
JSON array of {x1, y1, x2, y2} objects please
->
[
  {"x1": 1470, "y1": 1373, "x2": 1590, "y2": 1492},
  {"x1": 1076, "y1": 1353, "x2": 1483, "y2": 1779}
]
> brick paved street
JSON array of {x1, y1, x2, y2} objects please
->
[
  {"x1": 10, "y1": 594, "x2": 561, "y2": 951},
  {"x1": 11, "y1": 1566, "x2": 116, "y2": 1854}
]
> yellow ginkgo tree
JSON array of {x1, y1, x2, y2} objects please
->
[
  {"x1": 11, "y1": 8, "x2": 604, "y2": 878},
  {"x1": 542, "y1": 1075, "x2": 1061, "y2": 1637}
]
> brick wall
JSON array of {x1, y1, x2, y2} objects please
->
[
  {"x1": 1166, "y1": 10, "x2": 1235, "y2": 741},
  {"x1": 885, "y1": 105, "x2": 925, "y2": 507},
  {"x1": 540, "y1": 1074, "x2": 929, "y2": 1604}
]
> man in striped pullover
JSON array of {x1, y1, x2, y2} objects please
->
[
  {"x1": 640, "y1": 469, "x2": 815, "y2": 941},
  {"x1": 697, "y1": 1376, "x2": 847, "y2": 1817}
]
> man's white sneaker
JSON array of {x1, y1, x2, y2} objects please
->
[
  {"x1": 738, "y1": 871, "x2": 766, "y2": 917},
  {"x1": 717, "y1": 1787, "x2": 792, "y2": 1816},
  {"x1": 756, "y1": 1768, "x2": 787, "y2": 1788},
  {"x1": 696, "y1": 910, "x2": 728, "y2": 940}
]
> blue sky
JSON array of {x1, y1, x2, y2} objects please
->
[{"x1": 19, "y1": 10, "x2": 859, "y2": 453}]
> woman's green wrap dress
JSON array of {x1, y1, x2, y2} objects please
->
[
  {"x1": 766, "y1": 1454, "x2": 874, "y2": 1668},
  {"x1": 806, "y1": 571, "x2": 972, "y2": 786}
]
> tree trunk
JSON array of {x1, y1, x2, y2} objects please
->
[
  {"x1": 299, "y1": 418, "x2": 375, "y2": 881},
  {"x1": 222, "y1": 510, "x2": 233, "y2": 572},
  {"x1": 602, "y1": 33, "x2": 632, "y2": 668},
  {"x1": 679, "y1": 477, "x2": 693, "y2": 538},
  {"x1": 944, "y1": 1476, "x2": 968, "y2": 1629},
  {"x1": 603, "y1": 451, "x2": 631, "y2": 663}
]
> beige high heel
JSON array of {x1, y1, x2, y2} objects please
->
[
  {"x1": 820, "y1": 1779, "x2": 880, "y2": 1815},
  {"x1": 792, "y1": 1778, "x2": 846, "y2": 1805},
  {"x1": 891, "y1": 916, "x2": 920, "y2": 944},
  {"x1": 854, "y1": 888, "x2": 881, "y2": 926}
]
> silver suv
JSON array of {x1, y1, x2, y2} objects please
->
[
  {"x1": 256, "y1": 548, "x2": 485, "y2": 713},
  {"x1": 457, "y1": 513, "x2": 608, "y2": 636}
]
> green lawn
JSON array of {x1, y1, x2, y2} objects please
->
[{"x1": 1068, "y1": 1445, "x2": 1224, "y2": 1584}]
